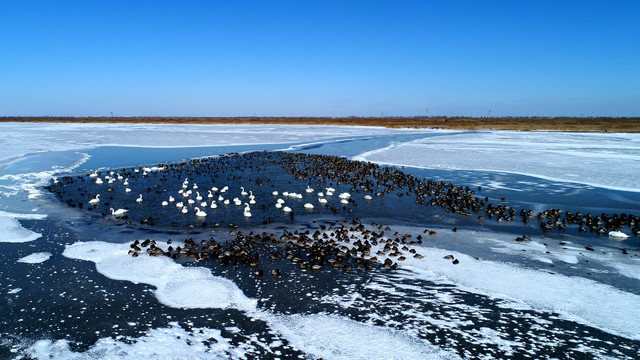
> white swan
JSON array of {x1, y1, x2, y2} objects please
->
[
  {"x1": 223, "y1": 199, "x2": 230, "y2": 205},
  {"x1": 125, "y1": 188, "x2": 131, "y2": 193},
  {"x1": 210, "y1": 201, "x2": 217, "y2": 209},
  {"x1": 211, "y1": 187, "x2": 219, "y2": 193},
  {"x1": 340, "y1": 199, "x2": 349, "y2": 205},
  {"x1": 196, "y1": 192, "x2": 203, "y2": 201},
  {"x1": 110, "y1": 208, "x2": 128, "y2": 216},
  {"x1": 339, "y1": 192, "x2": 351, "y2": 199},
  {"x1": 283, "y1": 191, "x2": 289, "y2": 196},
  {"x1": 306, "y1": 186, "x2": 314, "y2": 193},
  {"x1": 88, "y1": 194, "x2": 100, "y2": 205},
  {"x1": 192, "y1": 183, "x2": 198, "y2": 190},
  {"x1": 304, "y1": 203, "x2": 314, "y2": 209},
  {"x1": 169, "y1": 196, "x2": 175, "y2": 202},
  {"x1": 162, "y1": 201, "x2": 169, "y2": 206},
  {"x1": 319, "y1": 198, "x2": 328, "y2": 205},
  {"x1": 317, "y1": 192, "x2": 324, "y2": 197},
  {"x1": 194, "y1": 207, "x2": 207, "y2": 217},
  {"x1": 176, "y1": 201, "x2": 184, "y2": 208},
  {"x1": 243, "y1": 203, "x2": 252, "y2": 217},
  {"x1": 187, "y1": 198, "x2": 195, "y2": 205},
  {"x1": 207, "y1": 191, "x2": 213, "y2": 199},
  {"x1": 221, "y1": 186, "x2": 229, "y2": 193},
  {"x1": 275, "y1": 202, "x2": 282, "y2": 209},
  {"x1": 240, "y1": 187, "x2": 248, "y2": 196},
  {"x1": 364, "y1": 195, "x2": 373, "y2": 200},
  {"x1": 283, "y1": 206, "x2": 292, "y2": 213},
  {"x1": 123, "y1": 178, "x2": 129, "y2": 186},
  {"x1": 233, "y1": 198, "x2": 242, "y2": 206},
  {"x1": 89, "y1": 171, "x2": 98, "y2": 178},
  {"x1": 609, "y1": 231, "x2": 629, "y2": 239},
  {"x1": 249, "y1": 198, "x2": 256, "y2": 205},
  {"x1": 200, "y1": 201, "x2": 207, "y2": 207},
  {"x1": 181, "y1": 206, "x2": 188, "y2": 214},
  {"x1": 95, "y1": 178, "x2": 103, "y2": 185},
  {"x1": 218, "y1": 195, "x2": 224, "y2": 201},
  {"x1": 136, "y1": 194, "x2": 143, "y2": 203},
  {"x1": 272, "y1": 191, "x2": 279, "y2": 196}
]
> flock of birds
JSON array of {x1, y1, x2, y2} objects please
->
[
  {"x1": 82, "y1": 174, "x2": 361, "y2": 223},
  {"x1": 126, "y1": 217, "x2": 432, "y2": 274},
  {"x1": 48, "y1": 151, "x2": 638, "y2": 244}
]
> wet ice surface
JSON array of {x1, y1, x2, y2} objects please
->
[{"x1": 1, "y1": 123, "x2": 639, "y2": 359}]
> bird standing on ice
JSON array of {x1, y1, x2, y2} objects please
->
[
  {"x1": 110, "y1": 208, "x2": 128, "y2": 216},
  {"x1": 89, "y1": 195, "x2": 100, "y2": 205}
]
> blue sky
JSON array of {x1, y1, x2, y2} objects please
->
[{"x1": 1, "y1": 1, "x2": 638, "y2": 117}]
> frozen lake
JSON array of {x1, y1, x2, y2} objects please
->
[{"x1": 1, "y1": 123, "x2": 639, "y2": 359}]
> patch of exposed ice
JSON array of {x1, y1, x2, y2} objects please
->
[{"x1": 17, "y1": 252, "x2": 52, "y2": 264}]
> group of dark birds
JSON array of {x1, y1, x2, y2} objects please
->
[{"x1": 127, "y1": 218, "x2": 432, "y2": 275}]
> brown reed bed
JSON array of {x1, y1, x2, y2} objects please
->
[{"x1": 2, "y1": 116, "x2": 640, "y2": 132}]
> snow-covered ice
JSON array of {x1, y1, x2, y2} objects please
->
[
  {"x1": 63, "y1": 241, "x2": 257, "y2": 311},
  {"x1": 17, "y1": 252, "x2": 52, "y2": 264},
  {"x1": 355, "y1": 131, "x2": 640, "y2": 192}
]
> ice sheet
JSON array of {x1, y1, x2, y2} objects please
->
[
  {"x1": 400, "y1": 242, "x2": 640, "y2": 340},
  {"x1": 0, "y1": 123, "x2": 404, "y2": 200},
  {"x1": 62, "y1": 241, "x2": 257, "y2": 311},
  {"x1": 355, "y1": 131, "x2": 640, "y2": 192},
  {"x1": 0, "y1": 123, "x2": 398, "y2": 165}
]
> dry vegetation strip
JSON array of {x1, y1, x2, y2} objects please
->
[{"x1": 2, "y1": 117, "x2": 640, "y2": 132}]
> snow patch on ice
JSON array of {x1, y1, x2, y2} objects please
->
[
  {"x1": 400, "y1": 245, "x2": 640, "y2": 340},
  {"x1": 17, "y1": 252, "x2": 52, "y2": 264},
  {"x1": 355, "y1": 131, "x2": 640, "y2": 192},
  {"x1": 0, "y1": 216, "x2": 43, "y2": 243},
  {"x1": 62, "y1": 241, "x2": 257, "y2": 311},
  {"x1": 266, "y1": 313, "x2": 461, "y2": 360},
  {"x1": 25, "y1": 322, "x2": 245, "y2": 360},
  {"x1": 0, "y1": 210, "x2": 48, "y2": 220}
]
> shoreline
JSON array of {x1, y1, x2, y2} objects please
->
[{"x1": 2, "y1": 116, "x2": 640, "y2": 132}]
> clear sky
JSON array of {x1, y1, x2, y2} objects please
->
[{"x1": 1, "y1": 1, "x2": 638, "y2": 117}]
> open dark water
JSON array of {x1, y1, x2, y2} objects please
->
[{"x1": 1, "y1": 134, "x2": 639, "y2": 359}]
